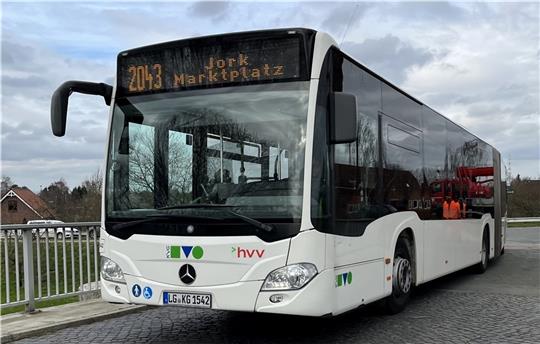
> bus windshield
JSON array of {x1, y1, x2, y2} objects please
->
[{"x1": 105, "y1": 81, "x2": 310, "y2": 224}]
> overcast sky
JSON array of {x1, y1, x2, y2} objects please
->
[{"x1": 1, "y1": 1, "x2": 539, "y2": 192}]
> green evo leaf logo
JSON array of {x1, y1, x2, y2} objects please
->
[
  {"x1": 336, "y1": 271, "x2": 353, "y2": 287},
  {"x1": 166, "y1": 245, "x2": 204, "y2": 259}
]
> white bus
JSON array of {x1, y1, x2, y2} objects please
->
[{"x1": 51, "y1": 28, "x2": 506, "y2": 316}]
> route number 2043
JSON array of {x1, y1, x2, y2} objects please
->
[{"x1": 128, "y1": 64, "x2": 162, "y2": 92}]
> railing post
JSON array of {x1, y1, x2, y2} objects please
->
[{"x1": 22, "y1": 229, "x2": 36, "y2": 313}]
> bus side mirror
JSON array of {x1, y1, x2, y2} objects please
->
[
  {"x1": 329, "y1": 92, "x2": 357, "y2": 144},
  {"x1": 51, "y1": 81, "x2": 113, "y2": 137}
]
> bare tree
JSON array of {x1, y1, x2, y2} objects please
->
[
  {"x1": 1, "y1": 175, "x2": 14, "y2": 195},
  {"x1": 39, "y1": 179, "x2": 70, "y2": 220},
  {"x1": 356, "y1": 115, "x2": 377, "y2": 205},
  {"x1": 168, "y1": 132, "x2": 193, "y2": 204},
  {"x1": 127, "y1": 124, "x2": 193, "y2": 207},
  {"x1": 75, "y1": 170, "x2": 103, "y2": 221}
]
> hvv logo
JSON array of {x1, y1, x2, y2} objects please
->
[{"x1": 231, "y1": 246, "x2": 265, "y2": 258}]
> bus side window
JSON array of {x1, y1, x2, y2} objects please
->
[
  {"x1": 381, "y1": 116, "x2": 423, "y2": 218},
  {"x1": 329, "y1": 52, "x2": 381, "y2": 236}
]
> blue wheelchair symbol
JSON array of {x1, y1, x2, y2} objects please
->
[
  {"x1": 132, "y1": 284, "x2": 141, "y2": 297},
  {"x1": 143, "y1": 286, "x2": 152, "y2": 299}
]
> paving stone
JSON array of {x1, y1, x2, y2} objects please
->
[
  {"x1": 15, "y1": 286, "x2": 539, "y2": 343},
  {"x1": 13, "y1": 232, "x2": 540, "y2": 344}
]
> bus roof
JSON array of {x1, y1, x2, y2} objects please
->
[
  {"x1": 118, "y1": 27, "x2": 316, "y2": 58},
  {"x1": 116, "y1": 27, "x2": 497, "y2": 152}
]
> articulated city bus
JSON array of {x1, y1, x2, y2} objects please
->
[{"x1": 50, "y1": 28, "x2": 506, "y2": 316}]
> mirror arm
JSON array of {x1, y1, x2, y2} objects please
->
[
  {"x1": 57, "y1": 81, "x2": 113, "y2": 105},
  {"x1": 51, "y1": 81, "x2": 113, "y2": 137}
]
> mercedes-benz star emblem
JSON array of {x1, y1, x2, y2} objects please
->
[{"x1": 179, "y1": 264, "x2": 196, "y2": 285}]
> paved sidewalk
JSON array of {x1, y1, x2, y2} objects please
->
[{"x1": 0, "y1": 300, "x2": 146, "y2": 343}]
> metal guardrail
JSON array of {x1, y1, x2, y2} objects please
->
[
  {"x1": 507, "y1": 217, "x2": 540, "y2": 223},
  {"x1": 0, "y1": 222, "x2": 101, "y2": 312}
]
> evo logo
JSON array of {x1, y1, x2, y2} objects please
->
[
  {"x1": 336, "y1": 271, "x2": 353, "y2": 287},
  {"x1": 231, "y1": 246, "x2": 265, "y2": 258},
  {"x1": 166, "y1": 245, "x2": 204, "y2": 259}
]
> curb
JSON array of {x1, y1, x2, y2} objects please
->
[
  {"x1": 1, "y1": 305, "x2": 148, "y2": 343},
  {"x1": 506, "y1": 243, "x2": 540, "y2": 250}
]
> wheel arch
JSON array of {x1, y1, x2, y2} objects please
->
[
  {"x1": 480, "y1": 214, "x2": 495, "y2": 259},
  {"x1": 390, "y1": 226, "x2": 419, "y2": 287},
  {"x1": 483, "y1": 223, "x2": 490, "y2": 258},
  {"x1": 398, "y1": 228, "x2": 417, "y2": 286}
]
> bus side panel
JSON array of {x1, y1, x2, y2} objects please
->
[
  {"x1": 287, "y1": 229, "x2": 326, "y2": 272},
  {"x1": 333, "y1": 261, "x2": 384, "y2": 315},
  {"x1": 422, "y1": 215, "x2": 493, "y2": 284},
  {"x1": 331, "y1": 212, "x2": 423, "y2": 314},
  {"x1": 457, "y1": 219, "x2": 485, "y2": 269},
  {"x1": 331, "y1": 221, "x2": 386, "y2": 314},
  {"x1": 423, "y1": 220, "x2": 457, "y2": 281},
  {"x1": 333, "y1": 224, "x2": 385, "y2": 268}
]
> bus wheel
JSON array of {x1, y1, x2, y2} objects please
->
[
  {"x1": 384, "y1": 238, "x2": 413, "y2": 314},
  {"x1": 474, "y1": 229, "x2": 489, "y2": 274}
]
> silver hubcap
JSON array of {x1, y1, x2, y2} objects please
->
[{"x1": 393, "y1": 257, "x2": 412, "y2": 295}]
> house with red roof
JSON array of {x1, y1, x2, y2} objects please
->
[{"x1": 1, "y1": 187, "x2": 55, "y2": 224}]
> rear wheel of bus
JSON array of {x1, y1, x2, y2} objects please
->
[{"x1": 474, "y1": 227, "x2": 489, "y2": 274}]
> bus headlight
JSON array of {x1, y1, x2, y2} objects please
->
[
  {"x1": 261, "y1": 263, "x2": 317, "y2": 291},
  {"x1": 100, "y1": 257, "x2": 126, "y2": 284}
]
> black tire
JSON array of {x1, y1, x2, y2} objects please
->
[
  {"x1": 384, "y1": 237, "x2": 413, "y2": 314},
  {"x1": 474, "y1": 229, "x2": 489, "y2": 274},
  {"x1": 56, "y1": 231, "x2": 64, "y2": 240},
  {"x1": 500, "y1": 246, "x2": 505, "y2": 255}
]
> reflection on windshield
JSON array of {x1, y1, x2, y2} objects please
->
[{"x1": 106, "y1": 82, "x2": 309, "y2": 220}]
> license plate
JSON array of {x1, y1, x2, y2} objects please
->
[{"x1": 163, "y1": 292, "x2": 212, "y2": 308}]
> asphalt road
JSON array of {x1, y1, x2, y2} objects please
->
[
  {"x1": 506, "y1": 226, "x2": 540, "y2": 244},
  {"x1": 17, "y1": 228, "x2": 540, "y2": 344}
]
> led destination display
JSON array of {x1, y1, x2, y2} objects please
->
[{"x1": 118, "y1": 36, "x2": 306, "y2": 96}]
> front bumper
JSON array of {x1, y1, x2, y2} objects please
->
[{"x1": 101, "y1": 269, "x2": 334, "y2": 316}]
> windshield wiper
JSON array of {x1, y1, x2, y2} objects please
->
[
  {"x1": 111, "y1": 213, "x2": 222, "y2": 231},
  {"x1": 156, "y1": 204, "x2": 273, "y2": 232},
  {"x1": 227, "y1": 211, "x2": 273, "y2": 232},
  {"x1": 156, "y1": 203, "x2": 234, "y2": 210}
]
